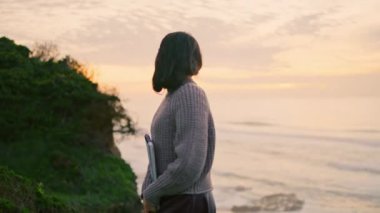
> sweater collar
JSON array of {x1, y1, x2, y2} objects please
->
[{"x1": 166, "y1": 78, "x2": 196, "y2": 95}]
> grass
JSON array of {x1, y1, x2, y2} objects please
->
[{"x1": 0, "y1": 36, "x2": 142, "y2": 212}]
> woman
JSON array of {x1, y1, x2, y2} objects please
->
[{"x1": 141, "y1": 32, "x2": 216, "y2": 213}]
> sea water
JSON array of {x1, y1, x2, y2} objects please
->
[{"x1": 117, "y1": 96, "x2": 380, "y2": 213}]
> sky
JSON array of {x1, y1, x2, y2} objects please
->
[{"x1": 1, "y1": 0, "x2": 380, "y2": 98}]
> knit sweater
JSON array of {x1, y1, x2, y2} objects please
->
[{"x1": 141, "y1": 79, "x2": 216, "y2": 206}]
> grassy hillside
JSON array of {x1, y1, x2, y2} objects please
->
[{"x1": 0, "y1": 37, "x2": 142, "y2": 212}]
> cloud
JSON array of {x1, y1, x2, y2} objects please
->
[
  {"x1": 246, "y1": 13, "x2": 276, "y2": 25},
  {"x1": 203, "y1": 71, "x2": 380, "y2": 98},
  {"x1": 364, "y1": 25, "x2": 380, "y2": 49},
  {"x1": 58, "y1": 8, "x2": 170, "y2": 65},
  {"x1": 2, "y1": 0, "x2": 377, "y2": 80},
  {"x1": 0, "y1": 0, "x2": 104, "y2": 15},
  {"x1": 277, "y1": 13, "x2": 329, "y2": 36},
  {"x1": 58, "y1": 11, "x2": 284, "y2": 71}
]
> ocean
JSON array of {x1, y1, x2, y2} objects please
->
[{"x1": 117, "y1": 96, "x2": 380, "y2": 213}]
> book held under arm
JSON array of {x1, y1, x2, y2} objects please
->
[{"x1": 144, "y1": 134, "x2": 157, "y2": 181}]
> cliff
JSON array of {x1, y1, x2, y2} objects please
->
[{"x1": 0, "y1": 37, "x2": 142, "y2": 212}]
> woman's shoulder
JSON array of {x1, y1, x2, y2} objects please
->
[{"x1": 169, "y1": 80, "x2": 210, "y2": 113}]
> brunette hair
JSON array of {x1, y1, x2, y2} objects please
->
[{"x1": 152, "y1": 32, "x2": 202, "y2": 92}]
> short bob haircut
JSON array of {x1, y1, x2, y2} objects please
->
[{"x1": 152, "y1": 32, "x2": 202, "y2": 92}]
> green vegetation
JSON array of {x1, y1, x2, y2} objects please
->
[{"x1": 0, "y1": 37, "x2": 142, "y2": 212}]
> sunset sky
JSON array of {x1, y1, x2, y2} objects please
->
[{"x1": 1, "y1": 0, "x2": 380, "y2": 98}]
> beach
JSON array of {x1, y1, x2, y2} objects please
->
[{"x1": 118, "y1": 96, "x2": 380, "y2": 212}]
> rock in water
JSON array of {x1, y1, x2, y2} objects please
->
[
  {"x1": 232, "y1": 193, "x2": 304, "y2": 212},
  {"x1": 260, "y1": 193, "x2": 304, "y2": 211},
  {"x1": 231, "y1": 205, "x2": 261, "y2": 212}
]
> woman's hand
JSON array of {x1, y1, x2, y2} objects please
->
[{"x1": 143, "y1": 199, "x2": 157, "y2": 213}]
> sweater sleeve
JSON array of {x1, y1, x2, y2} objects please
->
[{"x1": 142, "y1": 85, "x2": 209, "y2": 206}]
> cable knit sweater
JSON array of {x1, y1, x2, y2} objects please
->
[{"x1": 141, "y1": 78, "x2": 216, "y2": 206}]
